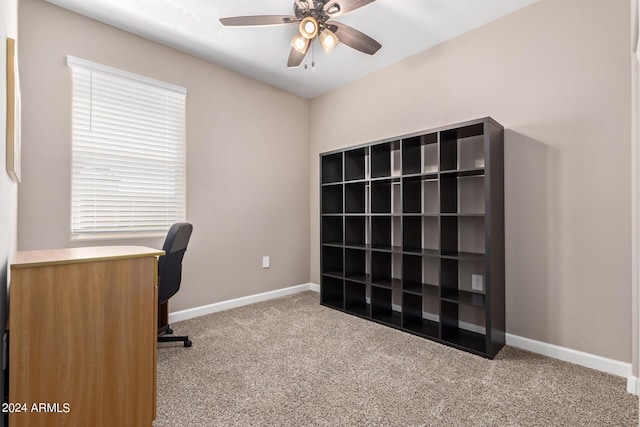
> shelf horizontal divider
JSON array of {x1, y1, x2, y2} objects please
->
[
  {"x1": 442, "y1": 329, "x2": 486, "y2": 354},
  {"x1": 441, "y1": 289, "x2": 485, "y2": 307},
  {"x1": 401, "y1": 172, "x2": 438, "y2": 180},
  {"x1": 321, "y1": 242, "x2": 343, "y2": 248},
  {"x1": 440, "y1": 213, "x2": 485, "y2": 217},
  {"x1": 344, "y1": 273, "x2": 369, "y2": 284},
  {"x1": 371, "y1": 310, "x2": 402, "y2": 327},
  {"x1": 321, "y1": 271, "x2": 344, "y2": 280},
  {"x1": 402, "y1": 283, "x2": 439, "y2": 297},
  {"x1": 371, "y1": 278, "x2": 401, "y2": 289},
  {"x1": 440, "y1": 251, "x2": 485, "y2": 261},
  {"x1": 344, "y1": 303, "x2": 370, "y2": 317},
  {"x1": 402, "y1": 282, "x2": 422, "y2": 294},
  {"x1": 403, "y1": 317, "x2": 439, "y2": 338},
  {"x1": 439, "y1": 167, "x2": 485, "y2": 177},
  {"x1": 321, "y1": 299, "x2": 343, "y2": 310}
]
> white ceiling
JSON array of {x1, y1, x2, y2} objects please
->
[{"x1": 45, "y1": 0, "x2": 538, "y2": 99}]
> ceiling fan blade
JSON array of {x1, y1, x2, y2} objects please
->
[
  {"x1": 323, "y1": 0, "x2": 377, "y2": 18},
  {"x1": 330, "y1": 21, "x2": 381, "y2": 55},
  {"x1": 287, "y1": 45, "x2": 309, "y2": 68},
  {"x1": 219, "y1": 15, "x2": 297, "y2": 26}
]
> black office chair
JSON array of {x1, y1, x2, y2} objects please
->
[{"x1": 158, "y1": 222, "x2": 193, "y2": 347}]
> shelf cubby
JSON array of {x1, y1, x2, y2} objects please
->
[
  {"x1": 392, "y1": 182, "x2": 402, "y2": 214},
  {"x1": 345, "y1": 182, "x2": 367, "y2": 214},
  {"x1": 402, "y1": 133, "x2": 438, "y2": 176},
  {"x1": 402, "y1": 216, "x2": 422, "y2": 253},
  {"x1": 402, "y1": 136, "x2": 422, "y2": 175},
  {"x1": 345, "y1": 216, "x2": 366, "y2": 247},
  {"x1": 440, "y1": 175, "x2": 457, "y2": 214},
  {"x1": 441, "y1": 216, "x2": 485, "y2": 257},
  {"x1": 345, "y1": 147, "x2": 368, "y2": 181},
  {"x1": 371, "y1": 141, "x2": 401, "y2": 178},
  {"x1": 402, "y1": 254, "x2": 422, "y2": 293},
  {"x1": 371, "y1": 285, "x2": 402, "y2": 326},
  {"x1": 422, "y1": 217, "x2": 439, "y2": 252},
  {"x1": 392, "y1": 216, "x2": 402, "y2": 248},
  {"x1": 459, "y1": 216, "x2": 485, "y2": 254},
  {"x1": 371, "y1": 180, "x2": 392, "y2": 213},
  {"x1": 458, "y1": 175, "x2": 485, "y2": 215},
  {"x1": 345, "y1": 280, "x2": 368, "y2": 316},
  {"x1": 423, "y1": 257, "x2": 440, "y2": 288},
  {"x1": 440, "y1": 257, "x2": 485, "y2": 308},
  {"x1": 422, "y1": 134, "x2": 438, "y2": 173},
  {"x1": 371, "y1": 216, "x2": 391, "y2": 249},
  {"x1": 423, "y1": 179, "x2": 439, "y2": 214},
  {"x1": 403, "y1": 293, "x2": 439, "y2": 338},
  {"x1": 371, "y1": 251, "x2": 392, "y2": 287},
  {"x1": 459, "y1": 258, "x2": 485, "y2": 293},
  {"x1": 440, "y1": 123, "x2": 485, "y2": 172},
  {"x1": 322, "y1": 246, "x2": 343, "y2": 277},
  {"x1": 322, "y1": 152, "x2": 343, "y2": 184},
  {"x1": 440, "y1": 301, "x2": 487, "y2": 354},
  {"x1": 321, "y1": 216, "x2": 343, "y2": 245},
  {"x1": 440, "y1": 216, "x2": 459, "y2": 256},
  {"x1": 320, "y1": 117, "x2": 504, "y2": 358},
  {"x1": 322, "y1": 184, "x2": 343, "y2": 214},
  {"x1": 402, "y1": 177, "x2": 422, "y2": 213},
  {"x1": 321, "y1": 276, "x2": 344, "y2": 309},
  {"x1": 345, "y1": 248, "x2": 367, "y2": 283}
]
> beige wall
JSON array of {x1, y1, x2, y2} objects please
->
[
  {"x1": 310, "y1": 0, "x2": 632, "y2": 362},
  {"x1": 17, "y1": 0, "x2": 310, "y2": 311}
]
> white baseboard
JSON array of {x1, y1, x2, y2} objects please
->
[
  {"x1": 505, "y1": 334, "x2": 635, "y2": 392},
  {"x1": 168, "y1": 283, "x2": 315, "y2": 324},
  {"x1": 171, "y1": 282, "x2": 638, "y2": 395},
  {"x1": 627, "y1": 376, "x2": 639, "y2": 394}
]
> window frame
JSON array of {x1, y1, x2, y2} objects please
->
[{"x1": 67, "y1": 56, "x2": 187, "y2": 240}]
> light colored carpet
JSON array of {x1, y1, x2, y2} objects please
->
[{"x1": 155, "y1": 291, "x2": 638, "y2": 426}]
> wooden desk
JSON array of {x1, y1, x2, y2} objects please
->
[{"x1": 8, "y1": 246, "x2": 164, "y2": 426}]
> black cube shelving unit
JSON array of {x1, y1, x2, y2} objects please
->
[{"x1": 320, "y1": 117, "x2": 505, "y2": 359}]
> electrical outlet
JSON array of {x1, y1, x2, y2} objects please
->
[
  {"x1": 471, "y1": 274, "x2": 483, "y2": 291},
  {"x1": 262, "y1": 256, "x2": 270, "y2": 268}
]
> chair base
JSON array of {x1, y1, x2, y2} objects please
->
[
  {"x1": 158, "y1": 334, "x2": 192, "y2": 347},
  {"x1": 158, "y1": 324, "x2": 192, "y2": 347}
]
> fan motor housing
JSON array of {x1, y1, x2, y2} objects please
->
[{"x1": 294, "y1": 0, "x2": 332, "y2": 22}]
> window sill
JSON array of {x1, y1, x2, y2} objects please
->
[{"x1": 70, "y1": 232, "x2": 166, "y2": 242}]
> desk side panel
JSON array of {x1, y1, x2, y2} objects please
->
[{"x1": 9, "y1": 256, "x2": 156, "y2": 426}]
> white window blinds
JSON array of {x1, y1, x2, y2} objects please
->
[{"x1": 68, "y1": 56, "x2": 186, "y2": 237}]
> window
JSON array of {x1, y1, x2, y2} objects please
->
[{"x1": 68, "y1": 56, "x2": 186, "y2": 237}]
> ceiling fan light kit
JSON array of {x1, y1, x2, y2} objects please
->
[{"x1": 220, "y1": 0, "x2": 381, "y2": 68}]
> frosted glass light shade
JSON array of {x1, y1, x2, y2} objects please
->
[
  {"x1": 291, "y1": 33, "x2": 309, "y2": 53},
  {"x1": 319, "y1": 29, "x2": 339, "y2": 53}
]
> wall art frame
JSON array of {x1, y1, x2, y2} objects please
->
[{"x1": 6, "y1": 37, "x2": 21, "y2": 183}]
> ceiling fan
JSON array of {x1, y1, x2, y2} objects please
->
[{"x1": 219, "y1": 0, "x2": 381, "y2": 68}]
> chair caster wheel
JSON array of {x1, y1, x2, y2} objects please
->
[
  {"x1": 166, "y1": 327, "x2": 174, "y2": 334},
  {"x1": 185, "y1": 340, "x2": 192, "y2": 348}
]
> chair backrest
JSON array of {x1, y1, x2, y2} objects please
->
[{"x1": 158, "y1": 222, "x2": 193, "y2": 305}]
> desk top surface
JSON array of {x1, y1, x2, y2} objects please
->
[{"x1": 10, "y1": 246, "x2": 165, "y2": 269}]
